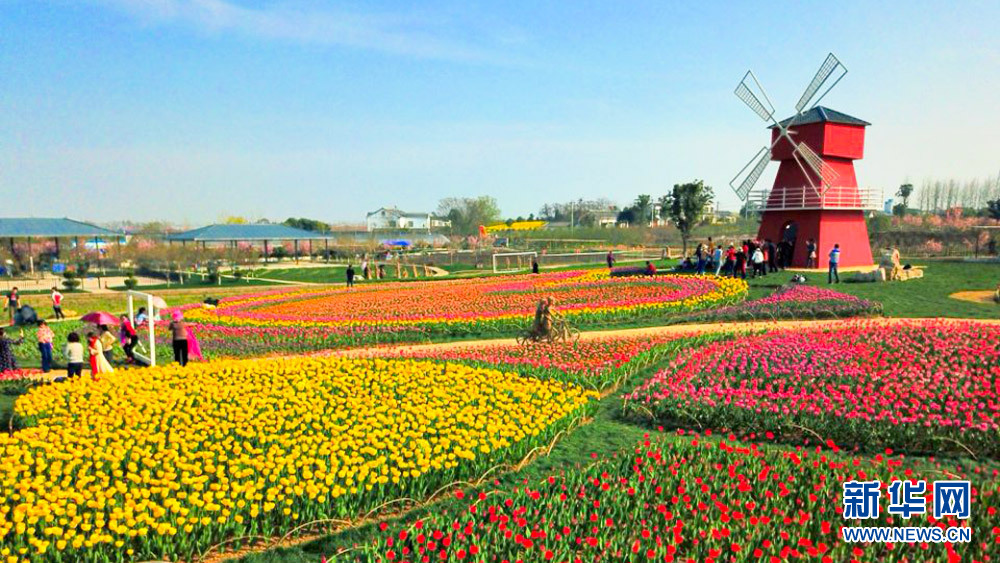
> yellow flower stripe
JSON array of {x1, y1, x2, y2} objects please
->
[{"x1": 0, "y1": 358, "x2": 595, "y2": 562}]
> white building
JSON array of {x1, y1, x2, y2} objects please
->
[{"x1": 366, "y1": 207, "x2": 452, "y2": 231}]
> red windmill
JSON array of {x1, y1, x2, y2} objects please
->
[{"x1": 730, "y1": 53, "x2": 880, "y2": 268}]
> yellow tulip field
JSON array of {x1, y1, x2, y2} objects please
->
[{"x1": 0, "y1": 357, "x2": 595, "y2": 562}]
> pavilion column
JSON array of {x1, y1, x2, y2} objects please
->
[
  {"x1": 325, "y1": 239, "x2": 329, "y2": 263},
  {"x1": 263, "y1": 240, "x2": 269, "y2": 263},
  {"x1": 294, "y1": 240, "x2": 299, "y2": 264}
]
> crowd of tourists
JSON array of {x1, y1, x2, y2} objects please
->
[
  {"x1": 680, "y1": 238, "x2": 842, "y2": 284},
  {"x1": 1, "y1": 285, "x2": 202, "y2": 378}
]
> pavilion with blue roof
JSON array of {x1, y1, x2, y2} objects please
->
[
  {"x1": 166, "y1": 223, "x2": 333, "y2": 262},
  {"x1": 0, "y1": 217, "x2": 122, "y2": 274}
]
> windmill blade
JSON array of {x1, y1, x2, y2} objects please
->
[
  {"x1": 795, "y1": 53, "x2": 847, "y2": 112},
  {"x1": 730, "y1": 146, "x2": 772, "y2": 201},
  {"x1": 734, "y1": 71, "x2": 776, "y2": 122},
  {"x1": 792, "y1": 142, "x2": 839, "y2": 192}
]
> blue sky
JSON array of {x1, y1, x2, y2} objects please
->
[{"x1": 3, "y1": 0, "x2": 999, "y2": 225}]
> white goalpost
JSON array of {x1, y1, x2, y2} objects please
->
[
  {"x1": 491, "y1": 251, "x2": 538, "y2": 274},
  {"x1": 126, "y1": 289, "x2": 162, "y2": 367}
]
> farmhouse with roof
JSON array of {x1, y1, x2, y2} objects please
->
[{"x1": 365, "y1": 207, "x2": 452, "y2": 232}]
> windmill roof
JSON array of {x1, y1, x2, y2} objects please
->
[
  {"x1": 772, "y1": 106, "x2": 870, "y2": 128},
  {"x1": 0, "y1": 217, "x2": 119, "y2": 238},
  {"x1": 166, "y1": 224, "x2": 329, "y2": 241}
]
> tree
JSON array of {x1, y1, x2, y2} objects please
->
[
  {"x1": 616, "y1": 207, "x2": 637, "y2": 226},
  {"x1": 284, "y1": 217, "x2": 330, "y2": 232},
  {"x1": 738, "y1": 200, "x2": 760, "y2": 219},
  {"x1": 633, "y1": 195, "x2": 653, "y2": 226},
  {"x1": 894, "y1": 183, "x2": 914, "y2": 217},
  {"x1": 987, "y1": 200, "x2": 1000, "y2": 221},
  {"x1": 663, "y1": 180, "x2": 714, "y2": 256},
  {"x1": 437, "y1": 196, "x2": 501, "y2": 235},
  {"x1": 657, "y1": 194, "x2": 671, "y2": 221}
]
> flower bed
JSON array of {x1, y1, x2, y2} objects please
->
[
  {"x1": 334, "y1": 434, "x2": 997, "y2": 562},
  {"x1": 373, "y1": 333, "x2": 716, "y2": 390},
  {"x1": 0, "y1": 357, "x2": 595, "y2": 562},
  {"x1": 185, "y1": 271, "x2": 748, "y2": 336},
  {"x1": 674, "y1": 283, "x2": 881, "y2": 324},
  {"x1": 0, "y1": 368, "x2": 42, "y2": 395},
  {"x1": 627, "y1": 320, "x2": 1000, "y2": 457}
]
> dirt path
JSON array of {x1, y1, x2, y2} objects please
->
[
  {"x1": 950, "y1": 290, "x2": 997, "y2": 305},
  {"x1": 336, "y1": 316, "x2": 1000, "y2": 357}
]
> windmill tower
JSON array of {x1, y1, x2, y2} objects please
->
[{"x1": 731, "y1": 53, "x2": 880, "y2": 268}]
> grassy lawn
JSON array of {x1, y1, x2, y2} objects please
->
[
  {"x1": 250, "y1": 266, "x2": 346, "y2": 283},
  {"x1": 114, "y1": 277, "x2": 280, "y2": 291},
  {"x1": 17, "y1": 285, "x2": 271, "y2": 320},
  {"x1": 743, "y1": 259, "x2": 1000, "y2": 318},
  {"x1": 0, "y1": 394, "x2": 13, "y2": 431}
]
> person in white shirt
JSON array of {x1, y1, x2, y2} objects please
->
[
  {"x1": 712, "y1": 246, "x2": 724, "y2": 276},
  {"x1": 751, "y1": 247, "x2": 765, "y2": 278},
  {"x1": 51, "y1": 287, "x2": 65, "y2": 320},
  {"x1": 63, "y1": 331, "x2": 85, "y2": 377}
]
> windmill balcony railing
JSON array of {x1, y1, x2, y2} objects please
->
[{"x1": 749, "y1": 186, "x2": 883, "y2": 211}]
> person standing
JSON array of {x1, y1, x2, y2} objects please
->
[
  {"x1": 169, "y1": 312, "x2": 189, "y2": 366},
  {"x1": 828, "y1": 244, "x2": 841, "y2": 284},
  {"x1": 51, "y1": 287, "x2": 65, "y2": 320},
  {"x1": 713, "y1": 245, "x2": 724, "y2": 276},
  {"x1": 735, "y1": 246, "x2": 747, "y2": 279},
  {"x1": 0, "y1": 327, "x2": 25, "y2": 372},
  {"x1": 120, "y1": 314, "x2": 138, "y2": 364},
  {"x1": 346, "y1": 264, "x2": 355, "y2": 288},
  {"x1": 724, "y1": 245, "x2": 736, "y2": 277},
  {"x1": 606, "y1": 251, "x2": 615, "y2": 269},
  {"x1": 751, "y1": 246, "x2": 765, "y2": 278},
  {"x1": 805, "y1": 239, "x2": 817, "y2": 268},
  {"x1": 99, "y1": 324, "x2": 116, "y2": 365},
  {"x1": 87, "y1": 332, "x2": 113, "y2": 375},
  {"x1": 695, "y1": 243, "x2": 706, "y2": 275},
  {"x1": 63, "y1": 332, "x2": 84, "y2": 377},
  {"x1": 36, "y1": 320, "x2": 54, "y2": 373},
  {"x1": 361, "y1": 259, "x2": 369, "y2": 280},
  {"x1": 531, "y1": 258, "x2": 539, "y2": 274},
  {"x1": 766, "y1": 240, "x2": 778, "y2": 273},
  {"x1": 4, "y1": 287, "x2": 19, "y2": 326}
]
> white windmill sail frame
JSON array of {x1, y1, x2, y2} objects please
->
[
  {"x1": 730, "y1": 52, "x2": 848, "y2": 202},
  {"x1": 730, "y1": 146, "x2": 772, "y2": 201},
  {"x1": 796, "y1": 53, "x2": 848, "y2": 112}
]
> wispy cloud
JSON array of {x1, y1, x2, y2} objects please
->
[{"x1": 95, "y1": 0, "x2": 515, "y2": 62}]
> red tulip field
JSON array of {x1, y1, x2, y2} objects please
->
[{"x1": 336, "y1": 432, "x2": 998, "y2": 563}]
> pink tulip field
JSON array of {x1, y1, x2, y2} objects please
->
[{"x1": 626, "y1": 320, "x2": 1000, "y2": 457}]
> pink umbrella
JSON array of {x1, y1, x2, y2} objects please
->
[{"x1": 80, "y1": 311, "x2": 120, "y2": 325}]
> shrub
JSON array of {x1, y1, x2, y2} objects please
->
[{"x1": 61, "y1": 271, "x2": 80, "y2": 291}]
